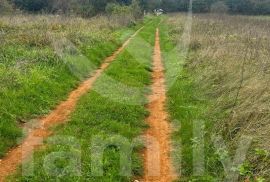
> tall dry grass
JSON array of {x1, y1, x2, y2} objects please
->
[
  {"x1": 168, "y1": 13, "x2": 270, "y2": 179},
  {"x1": 0, "y1": 14, "x2": 133, "y2": 47}
]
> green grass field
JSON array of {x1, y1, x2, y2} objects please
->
[
  {"x1": 159, "y1": 19, "x2": 222, "y2": 181},
  {"x1": 8, "y1": 17, "x2": 161, "y2": 181},
  {"x1": 0, "y1": 16, "x2": 139, "y2": 157}
]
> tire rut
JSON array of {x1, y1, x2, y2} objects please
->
[{"x1": 143, "y1": 28, "x2": 177, "y2": 182}]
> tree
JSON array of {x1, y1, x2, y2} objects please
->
[
  {"x1": 13, "y1": 0, "x2": 49, "y2": 12},
  {"x1": 0, "y1": 0, "x2": 13, "y2": 13},
  {"x1": 161, "y1": 0, "x2": 179, "y2": 12},
  {"x1": 90, "y1": 0, "x2": 107, "y2": 12},
  {"x1": 192, "y1": 0, "x2": 211, "y2": 12},
  {"x1": 115, "y1": 0, "x2": 132, "y2": 5},
  {"x1": 48, "y1": 0, "x2": 72, "y2": 13},
  {"x1": 176, "y1": 0, "x2": 189, "y2": 11},
  {"x1": 10, "y1": 0, "x2": 270, "y2": 15},
  {"x1": 131, "y1": 0, "x2": 142, "y2": 19},
  {"x1": 78, "y1": 3, "x2": 95, "y2": 17},
  {"x1": 254, "y1": 0, "x2": 270, "y2": 15},
  {"x1": 143, "y1": 0, "x2": 161, "y2": 11},
  {"x1": 211, "y1": 1, "x2": 228, "y2": 14}
]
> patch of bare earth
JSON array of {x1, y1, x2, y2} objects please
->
[
  {"x1": 0, "y1": 27, "x2": 143, "y2": 182},
  {"x1": 143, "y1": 29, "x2": 177, "y2": 182}
]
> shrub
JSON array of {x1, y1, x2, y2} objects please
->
[{"x1": 105, "y1": 3, "x2": 132, "y2": 15}]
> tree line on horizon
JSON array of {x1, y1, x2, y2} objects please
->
[
  {"x1": 1, "y1": 0, "x2": 270, "y2": 16},
  {"x1": 164, "y1": 0, "x2": 270, "y2": 15}
]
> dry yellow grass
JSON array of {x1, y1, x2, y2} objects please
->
[
  {"x1": 0, "y1": 14, "x2": 132, "y2": 47},
  {"x1": 168, "y1": 13, "x2": 270, "y2": 179}
]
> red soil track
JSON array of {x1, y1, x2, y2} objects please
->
[
  {"x1": 143, "y1": 28, "x2": 177, "y2": 182},
  {"x1": 0, "y1": 27, "x2": 143, "y2": 182}
]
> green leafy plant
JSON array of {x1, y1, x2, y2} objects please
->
[{"x1": 238, "y1": 162, "x2": 252, "y2": 177}]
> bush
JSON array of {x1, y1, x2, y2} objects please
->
[{"x1": 105, "y1": 3, "x2": 131, "y2": 15}]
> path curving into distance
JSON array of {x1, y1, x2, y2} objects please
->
[
  {"x1": 143, "y1": 28, "x2": 177, "y2": 182},
  {"x1": 0, "y1": 27, "x2": 143, "y2": 182}
]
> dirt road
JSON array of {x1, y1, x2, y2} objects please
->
[{"x1": 143, "y1": 28, "x2": 177, "y2": 182}]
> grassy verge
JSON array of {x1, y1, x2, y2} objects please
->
[
  {"x1": 159, "y1": 17, "x2": 223, "y2": 181},
  {"x1": 160, "y1": 14, "x2": 270, "y2": 181},
  {"x1": 9, "y1": 17, "x2": 161, "y2": 181},
  {"x1": 0, "y1": 16, "x2": 139, "y2": 157}
]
